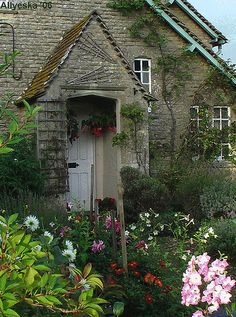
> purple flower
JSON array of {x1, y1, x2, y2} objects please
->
[
  {"x1": 91, "y1": 240, "x2": 105, "y2": 253},
  {"x1": 105, "y1": 216, "x2": 121, "y2": 234}
]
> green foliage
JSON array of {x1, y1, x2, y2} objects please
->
[
  {"x1": 121, "y1": 166, "x2": 170, "y2": 222},
  {"x1": 112, "y1": 131, "x2": 128, "y2": 146},
  {"x1": 0, "y1": 213, "x2": 106, "y2": 316},
  {"x1": 175, "y1": 164, "x2": 230, "y2": 222},
  {"x1": 121, "y1": 104, "x2": 145, "y2": 124},
  {"x1": 0, "y1": 138, "x2": 45, "y2": 195},
  {"x1": 200, "y1": 178, "x2": 236, "y2": 218},
  {"x1": 108, "y1": 0, "x2": 145, "y2": 13},
  {"x1": 205, "y1": 218, "x2": 236, "y2": 264}
]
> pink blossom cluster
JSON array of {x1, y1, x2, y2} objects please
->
[
  {"x1": 105, "y1": 216, "x2": 121, "y2": 234},
  {"x1": 182, "y1": 253, "x2": 235, "y2": 317},
  {"x1": 91, "y1": 240, "x2": 105, "y2": 253}
]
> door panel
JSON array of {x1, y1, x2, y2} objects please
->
[{"x1": 67, "y1": 118, "x2": 94, "y2": 210}]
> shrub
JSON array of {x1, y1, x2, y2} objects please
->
[
  {"x1": 200, "y1": 179, "x2": 236, "y2": 218},
  {"x1": 175, "y1": 164, "x2": 230, "y2": 222},
  {"x1": 0, "y1": 213, "x2": 106, "y2": 317},
  {"x1": 205, "y1": 218, "x2": 236, "y2": 264},
  {"x1": 0, "y1": 138, "x2": 45, "y2": 195},
  {"x1": 120, "y1": 166, "x2": 170, "y2": 223}
]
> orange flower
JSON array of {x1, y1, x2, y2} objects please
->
[
  {"x1": 154, "y1": 278, "x2": 163, "y2": 288},
  {"x1": 144, "y1": 272, "x2": 156, "y2": 284}
]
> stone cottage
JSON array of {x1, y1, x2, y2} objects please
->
[{"x1": 0, "y1": 0, "x2": 235, "y2": 209}]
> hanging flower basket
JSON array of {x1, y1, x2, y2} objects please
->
[{"x1": 81, "y1": 113, "x2": 116, "y2": 137}]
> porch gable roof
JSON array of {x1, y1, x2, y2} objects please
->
[{"x1": 18, "y1": 11, "x2": 154, "y2": 103}]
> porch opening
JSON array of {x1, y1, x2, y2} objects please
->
[{"x1": 66, "y1": 95, "x2": 117, "y2": 211}]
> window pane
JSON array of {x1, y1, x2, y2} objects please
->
[
  {"x1": 213, "y1": 120, "x2": 220, "y2": 129},
  {"x1": 222, "y1": 120, "x2": 229, "y2": 128},
  {"x1": 134, "y1": 60, "x2": 141, "y2": 71},
  {"x1": 213, "y1": 108, "x2": 220, "y2": 119},
  {"x1": 190, "y1": 107, "x2": 198, "y2": 119},
  {"x1": 143, "y1": 83, "x2": 150, "y2": 91},
  {"x1": 222, "y1": 108, "x2": 229, "y2": 119},
  {"x1": 142, "y1": 72, "x2": 149, "y2": 84},
  {"x1": 142, "y1": 60, "x2": 149, "y2": 71},
  {"x1": 136, "y1": 72, "x2": 141, "y2": 80}
]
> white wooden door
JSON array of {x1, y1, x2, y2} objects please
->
[{"x1": 67, "y1": 121, "x2": 95, "y2": 210}]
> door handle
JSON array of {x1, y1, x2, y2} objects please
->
[{"x1": 68, "y1": 162, "x2": 79, "y2": 168}]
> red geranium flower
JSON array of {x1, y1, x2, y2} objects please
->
[
  {"x1": 115, "y1": 268, "x2": 125, "y2": 275},
  {"x1": 132, "y1": 271, "x2": 141, "y2": 278},
  {"x1": 110, "y1": 262, "x2": 118, "y2": 270},
  {"x1": 128, "y1": 261, "x2": 139, "y2": 269},
  {"x1": 145, "y1": 294, "x2": 154, "y2": 305}
]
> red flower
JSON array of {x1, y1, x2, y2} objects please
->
[
  {"x1": 154, "y1": 278, "x2": 163, "y2": 288},
  {"x1": 128, "y1": 261, "x2": 139, "y2": 269},
  {"x1": 163, "y1": 285, "x2": 172, "y2": 293},
  {"x1": 144, "y1": 272, "x2": 156, "y2": 284},
  {"x1": 115, "y1": 268, "x2": 125, "y2": 275},
  {"x1": 108, "y1": 126, "x2": 117, "y2": 133},
  {"x1": 74, "y1": 274, "x2": 81, "y2": 284},
  {"x1": 145, "y1": 294, "x2": 154, "y2": 305},
  {"x1": 160, "y1": 259, "x2": 166, "y2": 268},
  {"x1": 107, "y1": 276, "x2": 117, "y2": 285},
  {"x1": 92, "y1": 127, "x2": 102, "y2": 137},
  {"x1": 110, "y1": 262, "x2": 118, "y2": 270},
  {"x1": 132, "y1": 271, "x2": 141, "y2": 278}
]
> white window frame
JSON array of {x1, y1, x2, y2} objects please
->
[
  {"x1": 190, "y1": 105, "x2": 201, "y2": 132},
  {"x1": 189, "y1": 105, "x2": 231, "y2": 160},
  {"x1": 133, "y1": 58, "x2": 151, "y2": 93},
  {"x1": 212, "y1": 106, "x2": 231, "y2": 160}
]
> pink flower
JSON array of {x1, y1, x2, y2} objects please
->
[
  {"x1": 91, "y1": 240, "x2": 105, "y2": 253},
  {"x1": 192, "y1": 310, "x2": 205, "y2": 317},
  {"x1": 182, "y1": 253, "x2": 236, "y2": 315},
  {"x1": 105, "y1": 216, "x2": 121, "y2": 234}
]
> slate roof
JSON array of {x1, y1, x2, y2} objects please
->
[
  {"x1": 19, "y1": 11, "x2": 155, "y2": 103},
  {"x1": 180, "y1": 0, "x2": 227, "y2": 43}
]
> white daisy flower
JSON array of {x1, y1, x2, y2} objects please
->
[
  {"x1": 144, "y1": 212, "x2": 150, "y2": 218},
  {"x1": 208, "y1": 227, "x2": 214, "y2": 235},
  {"x1": 62, "y1": 248, "x2": 76, "y2": 262},
  {"x1": 65, "y1": 240, "x2": 74, "y2": 250},
  {"x1": 130, "y1": 224, "x2": 136, "y2": 230},
  {"x1": 153, "y1": 230, "x2": 158, "y2": 236},
  {"x1": 148, "y1": 236, "x2": 153, "y2": 241},
  {"x1": 24, "y1": 215, "x2": 39, "y2": 232},
  {"x1": 44, "y1": 231, "x2": 53, "y2": 243}
]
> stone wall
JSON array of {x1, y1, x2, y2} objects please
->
[{"x1": 0, "y1": 0, "x2": 235, "y2": 192}]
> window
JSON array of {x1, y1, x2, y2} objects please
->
[
  {"x1": 189, "y1": 105, "x2": 231, "y2": 160},
  {"x1": 134, "y1": 58, "x2": 151, "y2": 93},
  {"x1": 212, "y1": 106, "x2": 230, "y2": 159}
]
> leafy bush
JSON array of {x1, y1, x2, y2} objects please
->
[
  {"x1": 121, "y1": 166, "x2": 170, "y2": 222},
  {"x1": 205, "y1": 218, "x2": 236, "y2": 264},
  {"x1": 175, "y1": 164, "x2": 230, "y2": 222},
  {"x1": 200, "y1": 179, "x2": 236, "y2": 218},
  {"x1": 0, "y1": 213, "x2": 106, "y2": 317},
  {"x1": 0, "y1": 138, "x2": 45, "y2": 195}
]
